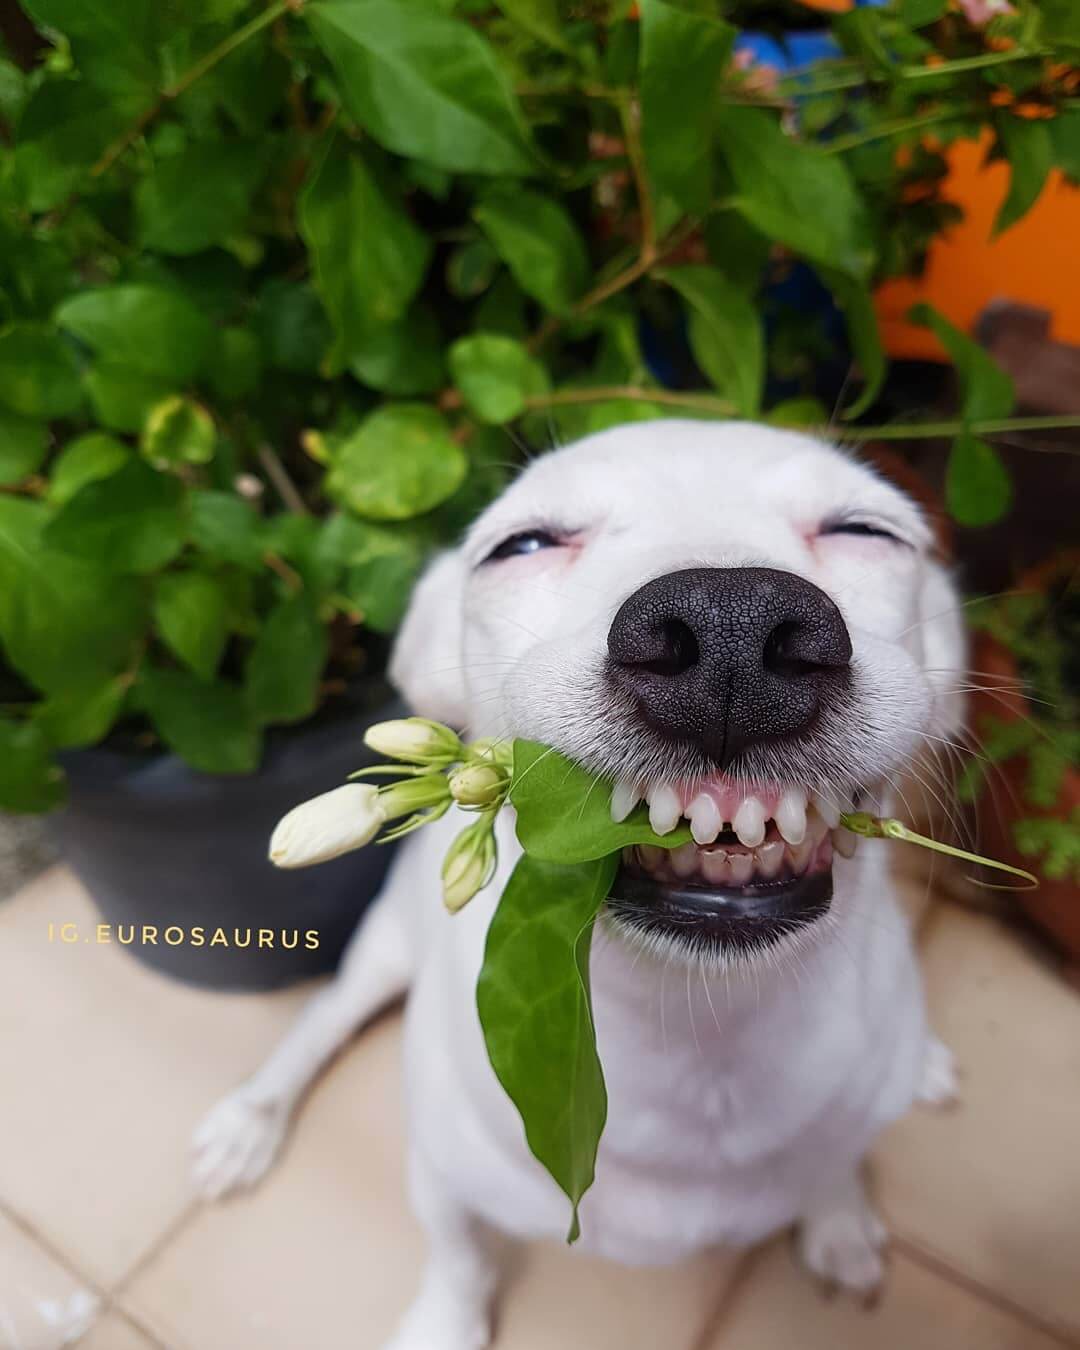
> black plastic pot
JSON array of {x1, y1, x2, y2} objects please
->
[{"x1": 52, "y1": 694, "x2": 405, "y2": 991}]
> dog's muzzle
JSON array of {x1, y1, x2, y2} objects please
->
[{"x1": 606, "y1": 566, "x2": 852, "y2": 769}]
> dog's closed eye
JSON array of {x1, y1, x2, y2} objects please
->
[
  {"x1": 819, "y1": 518, "x2": 908, "y2": 546},
  {"x1": 483, "y1": 528, "x2": 564, "y2": 563}
]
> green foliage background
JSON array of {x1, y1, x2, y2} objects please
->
[{"x1": 1, "y1": 0, "x2": 1079, "y2": 809}]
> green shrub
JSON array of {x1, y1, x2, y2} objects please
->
[{"x1": 0, "y1": 0, "x2": 1078, "y2": 808}]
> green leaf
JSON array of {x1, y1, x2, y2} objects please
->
[
  {"x1": 206, "y1": 326, "x2": 261, "y2": 401},
  {"x1": 300, "y1": 136, "x2": 432, "y2": 368},
  {"x1": 138, "y1": 666, "x2": 261, "y2": 774},
  {"x1": 1040, "y1": 0, "x2": 1080, "y2": 46},
  {"x1": 153, "y1": 571, "x2": 229, "y2": 680},
  {"x1": 909, "y1": 303, "x2": 1015, "y2": 422},
  {"x1": 190, "y1": 489, "x2": 265, "y2": 568},
  {"x1": 44, "y1": 458, "x2": 188, "y2": 574},
  {"x1": 20, "y1": 0, "x2": 160, "y2": 104},
  {"x1": 765, "y1": 397, "x2": 829, "y2": 428},
  {"x1": 0, "y1": 497, "x2": 144, "y2": 694},
  {"x1": 946, "y1": 433, "x2": 1012, "y2": 528},
  {"x1": 448, "y1": 333, "x2": 541, "y2": 424},
  {"x1": 0, "y1": 718, "x2": 65, "y2": 813},
  {"x1": 0, "y1": 408, "x2": 48, "y2": 485},
  {"x1": 316, "y1": 513, "x2": 426, "y2": 633},
  {"x1": 815, "y1": 267, "x2": 887, "y2": 418},
  {"x1": 474, "y1": 189, "x2": 589, "y2": 315},
  {"x1": 307, "y1": 0, "x2": 535, "y2": 175},
  {"x1": 0, "y1": 324, "x2": 82, "y2": 419},
  {"x1": 12, "y1": 81, "x2": 128, "y2": 212},
  {"x1": 57, "y1": 284, "x2": 213, "y2": 383},
  {"x1": 35, "y1": 676, "x2": 127, "y2": 750},
  {"x1": 658, "y1": 265, "x2": 763, "y2": 416},
  {"x1": 493, "y1": 0, "x2": 574, "y2": 53},
  {"x1": 245, "y1": 592, "x2": 328, "y2": 725},
  {"x1": 899, "y1": 0, "x2": 947, "y2": 25},
  {"x1": 136, "y1": 141, "x2": 267, "y2": 256},
  {"x1": 715, "y1": 106, "x2": 876, "y2": 280},
  {"x1": 510, "y1": 740, "x2": 692, "y2": 864},
  {"x1": 254, "y1": 281, "x2": 332, "y2": 375},
  {"x1": 993, "y1": 116, "x2": 1053, "y2": 237},
  {"x1": 47, "y1": 433, "x2": 131, "y2": 506},
  {"x1": 476, "y1": 850, "x2": 615, "y2": 1242},
  {"x1": 140, "y1": 395, "x2": 216, "y2": 468},
  {"x1": 640, "y1": 0, "x2": 734, "y2": 214},
  {"x1": 85, "y1": 364, "x2": 175, "y2": 434},
  {"x1": 348, "y1": 307, "x2": 445, "y2": 395},
  {"x1": 327, "y1": 404, "x2": 467, "y2": 520},
  {"x1": 1049, "y1": 108, "x2": 1080, "y2": 181}
]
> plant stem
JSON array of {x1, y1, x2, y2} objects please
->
[
  {"x1": 524, "y1": 385, "x2": 737, "y2": 417},
  {"x1": 824, "y1": 104, "x2": 972, "y2": 154},
  {"x1": 617, "y1": 94, "x2": 656, "y2": 263},
  {"x1": 91, "y1": 0, "x2": 292, "y2": 178},
  {"x1": 256, "y1": 442, "x2": 310, "y2": 514},
  {"x1": 840, "y1": 415, "x2": 1080, "y2": 442}
]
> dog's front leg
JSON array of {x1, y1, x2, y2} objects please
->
[
  {"x1": 796, "y1": 1168, "x2": 887, "y2": 1297},
  {"x1": 384, "y1": 1155, "x2": 506, "y2": 1350}
]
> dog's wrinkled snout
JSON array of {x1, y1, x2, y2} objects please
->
[{"x1": 606, "y1": 566, "x2": 852, "y2": 767}]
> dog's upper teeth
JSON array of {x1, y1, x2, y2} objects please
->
[
  {"x1": 811, "y1": 790, "x2": 841, "y2": 830},
  {"x1": 775, "y1": 786, "x2": 808, "y2": 845},
  {"x1": 647, "y1": 783, "x2": 682, "y2": 835},
  {"x1": 610, "y1": 778, "x2": 641, "y2": 823},
  {"x1": 688, "y1": 792, "x2": 722, "y2": 845},
  {"x1": 732, "y1": 795, "x2": 767, "y2": 847}
]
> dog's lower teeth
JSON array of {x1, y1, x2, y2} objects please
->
[{"x1": 626, "y1": 825, "x2": 831, "y2": 889}]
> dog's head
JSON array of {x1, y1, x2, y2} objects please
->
[{"x1": 392, "y1": 421, "x2": 965, "y2": 959}]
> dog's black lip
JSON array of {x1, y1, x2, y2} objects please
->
[{"x1": 606, "y1": 866, "x2": 832, "y2": 954}]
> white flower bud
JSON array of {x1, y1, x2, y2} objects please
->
[
  {"x1": 363, "y1": 718, "x2": 463, "y2": 764},
  {"x1": 448, "y1": 762, "x2": 509, "y2": 808},
  {"x1": 269, "y1": 783, "x2": 386, "y2": 869},
  {"x1": 441, "y1": 819, "x2": 497, "y2": 913}
]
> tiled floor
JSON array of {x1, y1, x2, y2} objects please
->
[{"x1": 1, "y1": 862, "x2": 1077, "y2": 1350}]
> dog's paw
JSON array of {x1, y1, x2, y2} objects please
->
[
  {"x1": 190, "y1": 1089, "x2": 289, "y2": 1200},
  {"x1": 916, "y1": 1035, "x2": 960, "y2": 1109},
  {"x1": 798, "y1": 1200, "x2": 888, "y2": 1296}
]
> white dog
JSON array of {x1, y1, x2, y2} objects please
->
[{"x1": 192, "y1": 420, "x2": 964, "y2": 1349}]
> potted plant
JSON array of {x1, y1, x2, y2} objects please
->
[
  {"x1": 1, "y1": 0, "x2": 1078, "y2": 987},
  {"x1": 959, "y1": 558, "x2": 1080, "y2": 975}
]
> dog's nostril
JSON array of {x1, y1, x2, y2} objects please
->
[
  {"x1": 637, "y1": 620, "x2": 700, "y2": 678},
  {"x1": 763, "y1": 620, "x2": 826, "y2": 679}
]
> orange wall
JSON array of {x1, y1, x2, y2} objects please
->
[{"x1": 875, "y1": 136, "x2": 1080, "y2": 359}]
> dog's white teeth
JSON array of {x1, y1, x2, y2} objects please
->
[
  {"x1": 702, "y1": 848, "x2": 731, "y2": 886},
  {"x1": 671, "y1": 842, "x2": 699, "y2": 879},
  {"x1": 688, "y1": 793, "x2": 723, "y2": 845},
  {"x1": 787, "y1": 835, "x2": 815, "y2": 873},
  {"x1": 610, "y1": 779, "x2": 641, "y2": 824},
  {"x1": 755, "y1": 839, "x2": 785, "y2": 880},
  {"x1": 812, "y1": 791, "x2": 841, "y2": 831},
  {"x1": 775, "y1": 787, "x2": 808, "y2": 845},
  {"x1": 647, "y1": 783, "x2": 682, "y2": 836},
  {"x1": 728, "y1": 850, "x2": 754, "y2": 885},
  {"x1": 833, "y1": 827, "x2": 859, "y2": 859},
  {"x1": 732, "y1": 796, "x2": 766, "y2": 848}
]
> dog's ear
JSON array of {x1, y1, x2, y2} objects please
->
[
  {"x1": 915, "y1": 560, "x2": 967, "y2": 738},
  {"x1": 389, "y1": 550, "x2": 469, "y2": 726}
]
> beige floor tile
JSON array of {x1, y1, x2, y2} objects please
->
[
  {"x1": 875, "y1": 906, "x2": 1080, "y2": 1339},
  {"x1": 495, "y1": 1241, "x2": 739, "y2": 1350},
  {"x1": 0, "y1": 1206, "x2": 100, "y2": 1350},
  {"x1": 77, "y1": 1311, "x2": 161, "y2": 1350},
  {"x1": 0, "y1": 867, "x2": 313, "y2": 1288},
  {"x1": 123, "y1": 1014, "x2": 422, "y2": 1350},
  {"x1": 704, "y1": 1241, "x2": 1066, "y2": 1350}
]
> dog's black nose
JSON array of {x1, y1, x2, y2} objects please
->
[{"x1": 606, "y1": 567, "x2": 852, "y2": 767}]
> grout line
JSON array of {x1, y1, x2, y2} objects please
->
[
  {"x1": 687, "y1": 1244, "x2": 768, "y2": 1350},
  {"x1": 892, "y1": 1232, "x2": 1080, "y2": 1348}
]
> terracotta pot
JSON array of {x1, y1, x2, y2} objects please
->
[{"x1": 970, "y1": 631, "x2": 1080, "y2": 968}]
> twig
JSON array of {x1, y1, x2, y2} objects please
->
[
  {"x1": 839, "y1": 414, "x2": 1080, "y2": 443},
  {"x1": 256, "y1": 442, "x2": 310, "y2": 514},
  {"x1": 824, "y1": 104, "x2": 974, "y2": 154},
  {"x1": 617, "y1": 93, "x2": 656, "y2": 263},
  {"x1": 524, "y1": 385, "x2": 737, "y2": 417},
  {"x1": 90, "y1": 0, "x2": 292, "y2": 179}
]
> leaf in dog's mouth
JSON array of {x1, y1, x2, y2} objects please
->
[{"x1": 268, "y1": 718, "x2": 1037, "y2": 1243}]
